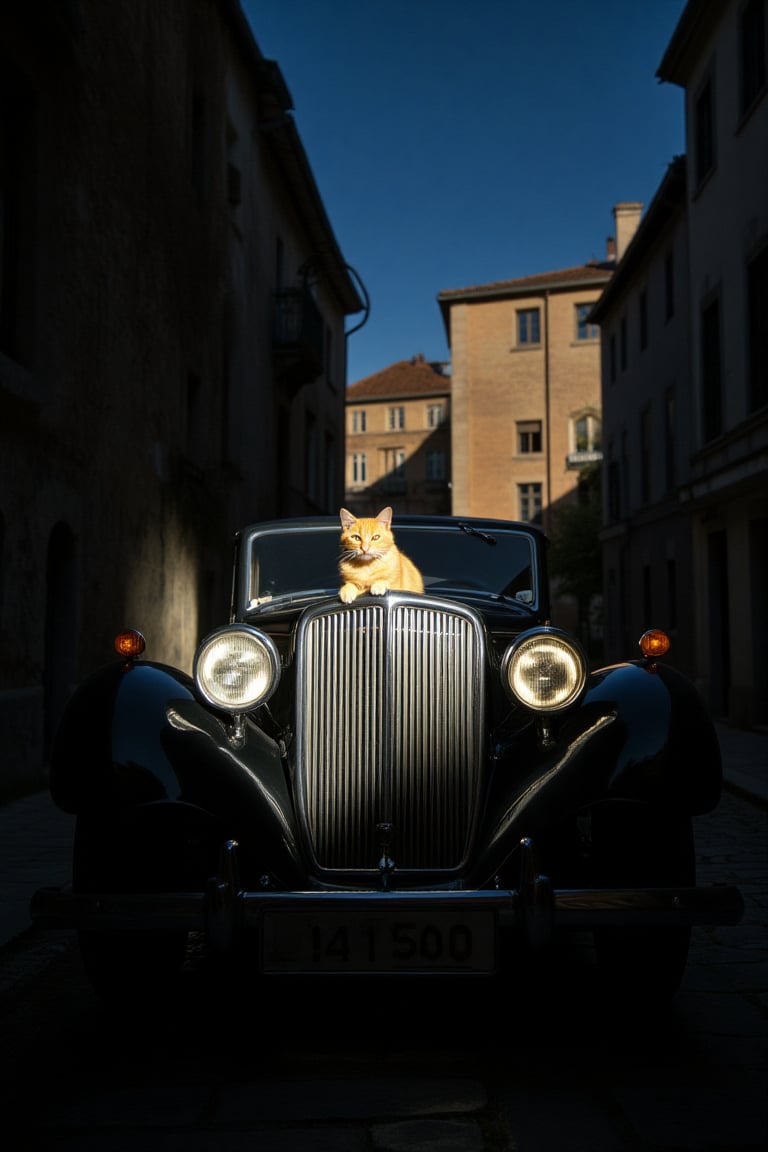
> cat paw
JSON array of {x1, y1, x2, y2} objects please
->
[
  {"x1": 370, "y1": 581, "x2": 389, "y2": 596},
  {"x1": 339, "y1": 583, "x2": 359, "y2": 603}
]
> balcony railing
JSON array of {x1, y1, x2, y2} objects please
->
[{"x1": 566, "y1": 449, "x2": 603, "y2": 470}]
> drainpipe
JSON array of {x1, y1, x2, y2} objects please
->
[{"x1": 544, "y1": 289, "x2": 551, "y2": 535}]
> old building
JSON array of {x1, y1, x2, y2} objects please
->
[
  {"x1": 592, "y1": 0, "x2": 768, "y2": 729},
  {"x1": 590, "y1": 161, "x2": 695, "y2": 674},
  {"x1": 436, "y1": 215, "x2": 640, "y2": 530},
  {"x1": 344, "y1": 355, "x2": 451, "y2": 516},
  {"x1": 0, "y1": 0, "x2": 363, "y2": 798}
]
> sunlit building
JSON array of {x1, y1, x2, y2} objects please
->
[{"x1": 344, "y1": 355, "x2": 452, "y2": 516}]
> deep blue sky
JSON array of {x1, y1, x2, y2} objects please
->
[{"x1": 241, "y1": 0, "x2": 688, "y2": 385}]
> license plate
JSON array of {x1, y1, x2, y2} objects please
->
[{"x1": 261, "y1": 908, "x2": 496, "y2": 974}]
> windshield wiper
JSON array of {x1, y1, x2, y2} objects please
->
[{"x1": 458, "y1": 522, "x2": 497, "y2": 546}]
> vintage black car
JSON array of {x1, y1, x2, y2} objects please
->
[{"x1": 31, "y1": 513, "x2": 743, "y2": 1002}]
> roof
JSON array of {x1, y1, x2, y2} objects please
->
[
  {"x1": 347, "y1": 354, "x2": 451, "y2": 400},
  {"x1": 222, "y1": 0, "x2": 365, "y2": 316},
  {"x1": 656, "y1": 0, "x2": 719, "y2": 87},
  {"x1": 436, "y1": 262, "x2": 615, "y2": 339},
  {"x1": 437, "y1": 262, "x2": 614, "y2": 303}
]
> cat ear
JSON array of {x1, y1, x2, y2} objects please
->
[
  {"x1": 376, "y1": 507, "x2": 393, "y2": 529},
  {"x1": 340, "y1": 507, "x2": 356, "y2": 530}
]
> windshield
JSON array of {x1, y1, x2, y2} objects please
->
[{"x1": 245, "y1": 523, "x2": 538, "y2": 608}]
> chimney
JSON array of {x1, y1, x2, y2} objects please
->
[
  {"x1": 606, "y1": 236, "x2": 616, "y2": 262},
  {"x1": 613, "y1": 202, "x2": 643, "y2": 261}
]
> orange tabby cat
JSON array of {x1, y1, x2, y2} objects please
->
[{"x1": 338, "y1": 507, "x2": 424, "y2": 603}]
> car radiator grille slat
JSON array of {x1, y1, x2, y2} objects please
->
[{"x1": 297, "y1": 599, "x2": 484, "y2": 872}]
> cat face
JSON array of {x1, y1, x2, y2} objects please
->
[{"x1": 339, "y1": 507, "x2": 393, "y2": 562}]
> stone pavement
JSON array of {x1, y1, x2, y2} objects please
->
[{"x1": 0, "y1": 722, "x2": 765, "y2": 954}]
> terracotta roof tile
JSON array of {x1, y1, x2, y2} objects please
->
[
  {"x1": 437, "y1": 262, "x2": 614, "y2": 301},
  {"x1": 348, "y1": 354, "x2": 451, "y2": 397}
]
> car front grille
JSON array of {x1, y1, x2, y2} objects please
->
[{"x1": 295, "y1": 596, "x2": 485, "y2": 873}]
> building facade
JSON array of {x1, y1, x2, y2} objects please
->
[
  {"x1": 590, "y1": 161, "x2": 696, "y2": 676},
  {"x1": 344, "y1": 355, "x2": 451, "y2": 516},
  {"x1": 593, "y1": 0, "x2": 768, "y2": 728},
  {"x1": 0, "y1": 0, "x2": 363, "y2": 798},
  {"x1": 436, "y1": 222, "x2": 638, "y2": 531}
]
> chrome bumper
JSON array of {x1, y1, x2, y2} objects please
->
[{"x1": 29, "y1": 837, "x2": 745, "y2": 952}]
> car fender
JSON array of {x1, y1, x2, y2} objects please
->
[
  {"x1": 581, "y1": 659, "x2": 721, "y2": 812},
  {"x1": 49, "y1": 660, "x2": 305, "y2": 883},
  {"x1": 472, "y1": 659, "x2": 721, "y2": 884}
]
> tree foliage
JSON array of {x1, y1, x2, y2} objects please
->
[{"x1": 547, "y1": 466, "x2": 603, "y2": 651}]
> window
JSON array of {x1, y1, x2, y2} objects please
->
[
  {"x1": 747, "y1": 244, "x2": 768, "y2": 413},
  {"x1": 382, "y1": 447, "x2": 406, "y2": 490},
  {"x1": 664, "y1": 386, "x2": 675, "y2": 492},
  {"x1": 426, "y1": 450, "x2": 446, "y2": 481},
  {"x1": 607, "y1": 455, "x2": 620, "y2": 523},
  {"x1": 325, "y1": 433, "x2": 336, "y2": 510},
  {"x1": 740, "y1": 0, "x2": 766, "y2": 117},
  {"x1": 518, "y1": 483, "x2": 542, "y2": 524},
  {"x1": 639, "y1": 289, "x2": 648, "y2": 351},
  {"x1": 573, "y1": 413, "x2": 601, "y2": 453},
  {"x1": 351, "y1": 409, "x2": 367, "y2": 433},
  {"x1": 351, "y1": 453, "x2": 367, "y2": 484},
  {"x1": 0, "y1": 64, "x2": 36, "y2": 362},
  {"x1": 226, "y1": 121, "x2": 241, "y2": 207},
  {"x1": 517, "y1": 420, "x2": 542, "y2": 453},
  {"x1": 620, "y1": 314, "x2": 627, "y2": 372},
  {"x1": 189, "y1": 84, "x2": 206, "y2": 196},
  {"x1": 694, "y1": 77, "x2": 715, "y2": 186},
  {"x1": 427, "y1": 403, "x2": 445, "y2": 428},
  {"x1": 325, "y1": 325, "x2": 335, "y2": 389},
  {"x1": 666, "y1": 557, "x2": 678, "y2": 630},
  {"x1": 517, "y1": 308, "x2": 541, "y2": 346},
  {"x1": 275, "y1": 236, "x2": 284, "y2": 291},
  {"x1": 664, "y1": 250, "x2": 675, "y2": 321},
  {"x1": 640, "y1": 406, "x2": 651, "y2": 504},
  {"x1": 387, "y1": 406, "x2": 405, "y2": 431},
  {"x1": 642, "y1": 564, "x2": 652, "y2": 624},
  {"x1": 701, "y1": 297, "x2": 722, "y2": 441},
  {"x1": 575, "y1": 303, "x2": 598, "y2": 341},
  {"x1": 305, "y1": 412, "x2": 318, "y2": 503}
]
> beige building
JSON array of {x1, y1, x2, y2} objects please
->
[
  {"x1": 0, "y1": 0, "x2": 363, "y2": 798},
  {"x1": 344, "y1": 355, "x2": 451, "y2": 516},
  {"x1": 592, "y1": 0, "x2": 768, "y2": 729},
  {"x1": 436, "y1": 220, "x2": 640, "y2": 529}
]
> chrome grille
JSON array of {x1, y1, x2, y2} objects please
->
[{"x1": 296, "y1": 597, "x2": 485, "y2": 872}]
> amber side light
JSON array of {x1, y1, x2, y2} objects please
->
[
  {"x1": 114, "y1": 629, "x2": 146, "y2": 658},
  {"x1": 639, "y1": 629, "x2": 671, "y2": 659}
]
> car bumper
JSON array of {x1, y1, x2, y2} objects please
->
[{"x1": 30, "y1": 837, "x2": 744, "y2": 956}]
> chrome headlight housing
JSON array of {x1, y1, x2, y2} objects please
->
[
  {"x1": 194, "y1": 625, "x2": 280, "y2": 712},
  {"x1": 501, "y1": 627, "x2": 587, "y2": 713}
]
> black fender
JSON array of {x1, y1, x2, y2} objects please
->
[
  {"x1": 471, "y1": 659, "x2": 721, "y2": 885},
  {"x1": 49, "y1": 659, "x2": 306, "y2": 887}
]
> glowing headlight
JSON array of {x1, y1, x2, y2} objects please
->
[
  {"x1": 502, "y1": 628, "x2": 586, "y2": 712},
  {"x1": 194, "y1": 626, "x2": 280, "y2": 712}
]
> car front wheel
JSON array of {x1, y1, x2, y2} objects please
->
[
  {"x1": 73, "y1": 815, "x2": 189, "y2": 1004},
  {"x1": 589, "y1": 802, "x2": 695, "y2": 1005}
]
